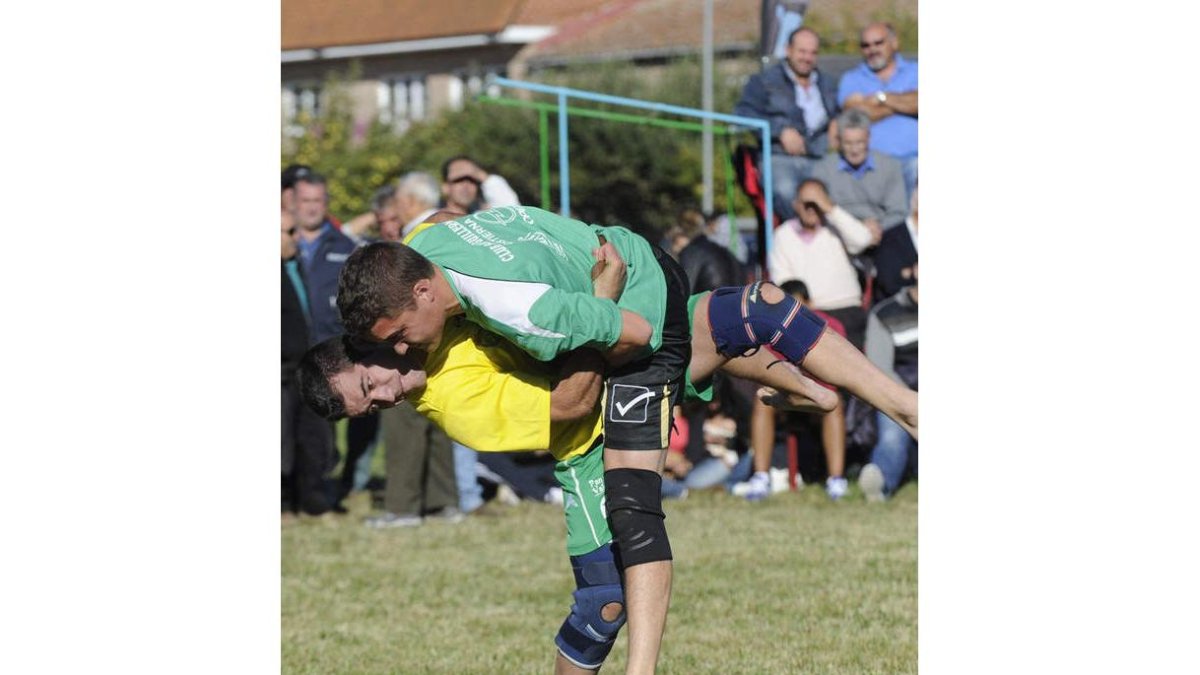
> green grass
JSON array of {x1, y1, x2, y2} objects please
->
[{"x1": 282, "y1": 483, "x2": 917, "y2": 674}]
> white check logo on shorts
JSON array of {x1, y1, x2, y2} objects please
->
[{"x1": 610, "y1": 385, "x2": 654, "y2": 423}]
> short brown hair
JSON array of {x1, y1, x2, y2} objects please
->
[{"x1": 337, "y1": 242, "x2": 435, "y2": 339}]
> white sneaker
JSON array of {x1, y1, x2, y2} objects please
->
[
  {"x1": 735, "y1": 471, "x2": 770, "y2": 501},
  {"x1": 769, "y1": 467, "x2": 791, "y2": 493},
  {"x1": 825, "y1": 476, "x2": 848, "y2": 501},
  {"x1": 544, "y1": 486, "x2": 564, "y2": 506},
  {"x1": 858, "y1": 463, "x2": 886, "y2": 503},
  {"x1": 364, "y1": 512, "x2": 423, "y2": 529}
]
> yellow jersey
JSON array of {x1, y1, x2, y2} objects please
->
[{"x1": 409, "y1": 317, "x2": 602, "y2": 462}]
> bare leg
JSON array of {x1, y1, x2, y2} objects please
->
[
  {"x1": 751, "y1": 398, "x2": 776, "y2": 474},
  {"x1": 801, "y1": 328, "x2": 918, "y2": 439},
  {"x1": 822, "y1": 400, "x2": 846, "y2": 478},
  {"x1": 689, "y1": 293, "x2": 838, "y2": 413},
  {"x1": 555, "y1": 653, "x2": 599, "y2": 675},
  {"x1": 605, "y1": 448, "x2": 671, "y2": 675}
]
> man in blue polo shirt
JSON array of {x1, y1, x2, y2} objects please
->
[{"x1": 837, "y1": 22, "x2": 918, "y2": 199}]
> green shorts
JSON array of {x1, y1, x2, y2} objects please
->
[{"x1": 556, "y1": 441, "x2": 614, "y2": 556}]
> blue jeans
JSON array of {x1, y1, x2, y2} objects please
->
[
  {"x1": 724, "y1": 451, "x2": 755, "y2": 492},
  {"x1": 352, "y1": 444, "x2": 376, "y2": 492},
  {"x1": 870, "y1": 411, "x2": 917, "y2": 495},
  {"x1": 661, "y1": 475, "x2": 689, "y2": 499},
  {"x1": 770, "y1": 153, "x2": 820, "y2": 221},
  {"x1": 899, "y1": 154, "x2": 918, "y2": 203},
  {"x1": 683, "y1": 457, "x2": 732, "y2": 491},
  {"x1": 453, "y1": 443, "x2": 484, "y2": 513}
]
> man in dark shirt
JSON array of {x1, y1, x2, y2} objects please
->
[{"x1": 282, "y1": 210, "x2": 334, "y2": 518}]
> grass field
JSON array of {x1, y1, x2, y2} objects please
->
[{"x1": 282, "y1": 483, "x2": 917, "y2": 674}]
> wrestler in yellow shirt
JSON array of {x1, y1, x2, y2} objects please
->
[{"x1": 411, "y1": 316, "x2": 602, "y2": 463}]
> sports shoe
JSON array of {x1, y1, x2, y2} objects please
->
[
  {"x1": 427, "y1": 506, "x2": 465, "y2": 524},
  {"x1": 825, "y1": 476, "x2": 848, "y2": 501},
  {"x1": 740, "y1": 471, "x2": 771, "y2": 502},
  {"x1": 858, "y1": 463, "x2": 886, "y2": 503},
  {"x1": 544, "y1": 486, "x2": 564, "y2": 506},
  {"x1": 769, "y1": 467, "x2": 791, "y2": 493},
  {"x1": 364, "y1": 512, "x2": 423, "y2": 529}
]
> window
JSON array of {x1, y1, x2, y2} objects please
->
[
  {"x1": 377, "y1": 75, "x2": 426, "y2": 130},
  {"x1": 281, "y1": 83, "x2": 320, "y2": 137}
]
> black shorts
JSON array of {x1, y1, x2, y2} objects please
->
[{"x1": 602, "y1": 245, "x2": 691, "y2": 451}]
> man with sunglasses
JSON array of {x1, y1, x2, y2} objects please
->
[
  {"x1": 767, "y1": 177, "x2": 879, "y2": 350},
  {"x1": 281, "y1": 209, "x2": 335, "y2": 520},
  {"x1": 837, "y1": 22, "x2": 918, "y2": 199},
  {"x1": 441, "y1": 155, "x2": 520, "y2": 214}
]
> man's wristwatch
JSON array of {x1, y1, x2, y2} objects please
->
[{"x1": 875, "y1": 91, "x2": 888, "y2": 105}]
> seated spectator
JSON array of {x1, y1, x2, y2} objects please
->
[
  {"x1": 837, "y1": 22, "x2": 918, "y2": 199},
  {"x1": 859, "y1": 265, "x2": 919, "y2": 502},
  {"x1": 704, "y1": 212, "x2": 750, "y2": 267},
  {"x1": 813, "y1": 108, "x2": 908, "y2": 232},
  {"x1": 873, "y1": 184, "x2": 918, "y2": 303},
  {"x1": 743, "y1": 280, "x2": 849, "y2": 501},
  {"x1": 768, "y1": 178, "x2": 879, "y2": 349},
  {"x1": 734, "y1": 27, "x2": 839, "y2": 222},
  {"x1": 441, "y1": 155, "x2": 520, "y2": 213}
]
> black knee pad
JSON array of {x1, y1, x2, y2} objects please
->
[{"x1": 605, "y1": 468, "x2": 672, "y2": 567}]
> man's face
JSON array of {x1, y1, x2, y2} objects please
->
[
  {"x1": 294, "y1": 182, "x2": 328, "y2": 231},
  {"x1": 375, "y1": 200, "x2": 403, "y2": 242},
  {"x1": 329, "y1": 349, "x2": 428, "y2": 417},
  {"x1": 367, "y1": 280, "x2": 446, "y2": 355},
  {"x1": 281, "y1": 210, "x2": 298, "y2": 259},
  {"x1": 793, "y1": 186, "x2": 824, "y2": 228},
  {"x1": 860, "y1": 25, "x2": 895, "y2": 72},
  {"x1": 442, "y1": 159, "x2": 481, "y2": 211},
  {"x1": 839, "y1": 127, "x2": 870, "y2": 167},
  {"x1": 785, "y1": 30, "x2": 819, "y2": 79}
]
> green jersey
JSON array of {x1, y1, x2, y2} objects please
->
[{"x1": 407, "y1": 206, "x2": 667, "y2": 362}]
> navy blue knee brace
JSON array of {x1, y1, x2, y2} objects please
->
[
  {"x1": 605, "y1": 468, "x2": 672, "y2": 568},
  {"x1": 708, "y1": 283, "x2": 827, "y2": 364},
  {"x1": 555, "y1": 543, "x2": 627, "y2": 670}
]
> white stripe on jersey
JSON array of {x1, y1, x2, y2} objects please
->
[{"x1": 445, "y1": 269, "x2": 567, "y2": 339}]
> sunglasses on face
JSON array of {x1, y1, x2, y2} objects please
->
[
  {"x1": 448, "y1": 175, "x2": 481, "y2": 186},
  {"x1": 860, "y1": 38, "x2": 887, "y2": 49}
]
